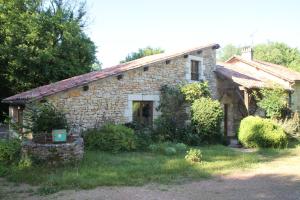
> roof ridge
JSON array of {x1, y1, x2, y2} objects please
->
[{"x1": 3, "y1": 43, "x2": 219, "y2": 104}]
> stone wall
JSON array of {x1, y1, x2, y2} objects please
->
[
  {"x1": 21, "y1": 137, "x2": 84, "y2": 164},
  {"x1": 38, "y1": 48, "x2": 217, "y2": 132}
]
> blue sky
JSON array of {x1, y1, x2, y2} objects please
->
[{"x1": 84, "y1": 0, "x2": 300, "y2": 68}]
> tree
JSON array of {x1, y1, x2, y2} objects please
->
[
  {"x1": 254, "y1": 86, "x2": 289, "y2": 119},
  {"x1": 218, "y1": 42, "x2": 300, "y2": 72},
  {"x1": 218, "y1": 44, "x2": 241, "y2": 61},
  {"x1": 254, "y1": 42, "x2": 300, "y2": 72},
  {"x1": 0, "y1": 0, "x2": 98, "y2": 121},
  {"x1": 121, "y1": 46, "x2": 164, "y2": 63}
]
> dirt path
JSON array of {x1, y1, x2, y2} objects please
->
[{"x1": 1, "y1": 150, "x2": 300, "y2": 200}]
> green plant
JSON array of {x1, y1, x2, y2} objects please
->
[
  {"x1": 191, "y1": 97, "x2": 224, "y2": 144},
  {"x1": 276, "y1": 112, "x2": 300, "y2": 138},
  {"x1": 164, "y1": 147, "x2": 177, "y2": 155},
  {"x1": 18, "y1": 155, "x2": 32, "y2": 170},
  {"x1": 148, "y1": 142, "x2": 187, "y2": 155},
  {"x1": 185, "y1": 148, "x2": 202, "y2": 163},
  {"x1": 154, "y1": 85, "x2": 186, "y2": 142},
  {"x1": 255, "y1": 86, "x2": 289, "y2": 119},
  {"x1": 83, "y1": 123, "x2": 137, "y2": 152},
  {"x1": 238, "y1": 116, "x2": 288, "y2": 148},
  {"x1": 180, "y1": 82, "x2": 210, "y2": 103},
  {"x1": 0, "y1": 139, "x2": 21, "y2": 165},
  {"x1": 24, "y1": 102, "x2": 68, "y2": 138}
]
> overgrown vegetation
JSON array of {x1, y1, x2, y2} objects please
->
[
  {"x1": 23, "y1": 103, "x2": 68, "y2": 139},
  {"x1": 83, "y1": 124, "x2": 137, "y2": 152},
  {"x1": 185, "y1": 148, "x2": 202, "y2": 163},
  {"x1": 191, "y1": 98, "x2": 224, "y2": 144},
  {"x1": 238, "y1": 116, "x2": 288, "y2": 148},
  {"x1": 148, "y1": 142, "x2": 187, "y2": 155},
  {"x1": 0, "y1": 139, "x2": 21, "y2": 165},
  {"x1": 2, "y1": 145, "x2": 297, "y2": 194},
  {"x1": 254, "y1": 86, "x2": 289, "y2": 119},
  {"x1": 180, "y1": 82, "x2": 210, "y2": 103}
]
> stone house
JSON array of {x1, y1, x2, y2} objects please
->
[{"x1": 3, "y1": 44, "x2": 300, "y2": 138}]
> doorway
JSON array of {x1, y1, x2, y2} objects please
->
[{"x1": 132, "y1": 101, "x2": 153, "y2": 126}]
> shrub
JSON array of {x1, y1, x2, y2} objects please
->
[
  {"x1": 24, "y1": 102, "x2": 68, "y2": 138},
  {"x1": 0, "y1": 139, "x2": 21, "y2": 165},
  {"x1": 191, "y1": 97, "x2": 224, "y2": 144},
  {"x1": 164, "y1": 147, "x2": 177, "y2": 155},
  {"x1": 238, "y1": 116, "x2": 288, "y2": 148},
  {"x1": 180, "y1": 82, "x2": 210, "y2": 103},
  {"x1": 83, "y1": 123, "x2": 137, "y2": 152},
  {"x1": 276, "y1": 112, "x2": 300, "y2": 138},
  {"x1": 124, "y1": 122, "x2": 154, "y2": 150},
  {"x1": 185, "y1": 148, "x2": 202, "y2": 163},
  {"x1": 148, "y1": 142, "x2": 187, "y2": 155},
  {"x1": 255, "y1": 86, "x2": 289, "y2": 119}
]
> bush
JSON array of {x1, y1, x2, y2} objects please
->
[
  {"x1": 238, "y1": 116, "x2": 288, "y2": 148},
  {"x1": 191, "y1": 97, "x2": 224, "y2": 144},
  {"x1": 276, "y1": 112, "x2": 300, "y2": 138},
  {"x1": 148, "y1": 142, "x2": 187, "y2": 155},
  {"x1": 83, "y1": 123, "x2": 137, "y2": 152},
  {"x1": 185, "y1": 148, "x2": 202, "y2": 163},
  {"x1": 0, "y1": 139, "x2": 21, "y2": 165},
  {"x1": 24, "y1": 103, "x2": 68, "y2": 138},
  {"x1": 180, "y1": 82, "x2": 210, "y2": 103},
  {"x1": 124, "y1": 122, "x2": 153, "y2": 150},
  {"x1": 255, "y1": 86, "x2": 289, "y2": 119}
]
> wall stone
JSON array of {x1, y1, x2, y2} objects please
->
[
  {"x1": 41, "y1": 48, "x2": 217, "y2": 133},
  {"x1": 21, "y1": 137, "x2": 84, "y2": 164}
]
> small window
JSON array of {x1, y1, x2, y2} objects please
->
[{"x1": 191, "y1": 60, "x2": 200, "y2": 81}]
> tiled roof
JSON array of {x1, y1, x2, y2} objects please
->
[
  {"x1": 215, "y1": 57, "x2": 296, "y2": 90},
  {"x1": 3, "y1": 43, "x2": 219, "y2": 104},
  {"x1": 227, "y1": 56, "x2": 300, "y2": 82}
]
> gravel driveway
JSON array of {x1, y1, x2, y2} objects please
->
[{"x1": 1, "y1": 149, "x2": 300, "y2": 200}]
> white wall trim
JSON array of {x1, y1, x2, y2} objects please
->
[
  {"x1": 124, "y1": 93, "x2": 161, "y2": 122},
  {"x1": 185, "y1": 55, "x2": 205, "y2": 82}
]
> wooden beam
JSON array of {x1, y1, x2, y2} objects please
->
[{"x1": 244, "y1": 89, "x2": 249, "y2": 114}]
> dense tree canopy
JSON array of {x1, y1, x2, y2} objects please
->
[
  {"x1": 0, "y1": 0, "x2": 98, "y2": 121},
  {"x1": 218, "y1": 42, "x2": 300, "y2": 72},
  {"x1": 121, "y1": 46, "x2": 164, "y2": 63}
]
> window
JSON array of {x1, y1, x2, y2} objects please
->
[
  {"x1": 191, "y1": 60, "x2": 200, "y2": 81},
  {"x1": 132, "y1": 101, "x2": 153, "y2": 125}
]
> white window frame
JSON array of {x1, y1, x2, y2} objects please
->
[{"x1": 185, "y1": 55, "x2": 205, "y2": 82}]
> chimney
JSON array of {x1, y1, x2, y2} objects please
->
[{"x1": 241, "y1": 46, "x2": 253, "y2": 60}]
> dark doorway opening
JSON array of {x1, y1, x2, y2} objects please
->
[
  {"x1": 224, "y1": 104, "x2": 228, "y2": 137},
  {"x1": 132, "y1": 101, "x2": 153, "y2": 126}
]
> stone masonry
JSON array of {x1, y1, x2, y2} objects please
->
[{"x1": 41, "y1": 48, "x2": 218, "y2": 132}]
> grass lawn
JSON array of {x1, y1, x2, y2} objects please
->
[{"x1": 0, "y1": 144, "x2": 299, "y2": 195}]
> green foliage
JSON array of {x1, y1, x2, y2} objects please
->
[
  {"x1": 121, "y1": 46, "x2": 164, "y2": 63},
  {"x1": 153, "y1": 85, "x2": 186, "y2": 141},
  {"x1": 180, "y1": 82, "x2": 210, "y2": 103},
  {"x1": 218, "y1": 44, "x2": 241, "y2": 61},
  {"x1": 0, "y1": 0, "x2": 98, "y2": 121},
  {"x1": 185, "y1": 148, "x2": 202, "y2": 163},
  {"x1": 276, "y1": 112, "x2": 300, "y2": 138},
  {"x1": 83, "y1": 124, "x2": 137, "y2": 152},
  {"x1": 148, "y1": 142, "x2": 187, "y2": 155},
  {"x1": 191, "y1": 98, "x2": 224, "y2": 143},
  {"x1": 254, "y1": 42, "x2": 300, "y2": 72},
  {"x1": 0, "y1": 139, "x2": 21, "y2": 165},
  {"x1": 18, "y1": 155, "x2": 33, "y2": 170},
  {"x1": 0, "y1": 145, "x2": 298, "y2": 192},
  {"x1": 238, "y1": 116, "x2": 288, "y2": 148},
  {"x1": 255, "y1": 86, "x2": 288, "y2": 119},
  {"x1": 24, "y1": 103, "x2": 68, "y2": 137}
]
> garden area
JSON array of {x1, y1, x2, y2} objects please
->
[{"x1": 0, "y1": 82, "x2": 300, "y2": 196}]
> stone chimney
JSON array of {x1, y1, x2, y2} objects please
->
[{"x1": 241, "y1": 46, "x2": 253, "y2": 60}]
